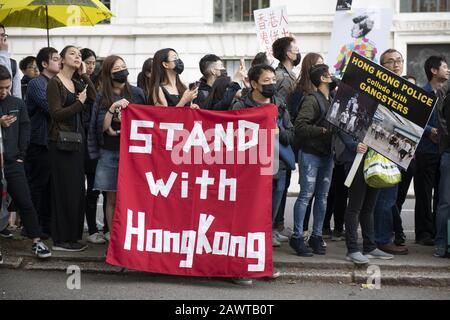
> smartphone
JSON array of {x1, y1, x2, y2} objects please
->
[
  {"x1": 189, "y1": 81, "x2": 201, "y2": 90},
  {"x1": 8, "y1": 110, "x2": 19, "y2": 118}
]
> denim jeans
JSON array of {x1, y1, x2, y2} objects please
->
[
  {"x1": 293, "y1": 151, "x2": 334, "y2": 238},
  {"x1": 272, "y1": 169, "x2": 287, "y2": 228},
  {"x1": 435, "y1": 152, "x2": 450, "y2": 247},
  {"x1": 374, "y1": 186, "x2": 398, "y2": 246}
]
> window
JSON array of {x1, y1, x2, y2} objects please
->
[
  {"x1": 400, "y1": 0, "x2": 450, "y2": 12},
  {"x1": 407, "y1": 44, "x2": 450, "y2": 86},
  {"x1": 214, "y1": 0, "x2": 270, "y2": 22},
  {"x1": 98, "y1": 0, "x2": 111, "y2": 24}
]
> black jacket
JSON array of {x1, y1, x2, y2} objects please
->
[
  {"x1": 294, "y1": 91, "x2": 333, "y2": 157},
  {"x1": 232, "y1": 92, "x2": 295, "y2": 172},
  {"x1": 0, "y1": 95, "x2": 30, "y2": 163},
  {"x1": 440, "y1": 91, "x2": 450, "y2": 154},
  {"x1": 194, "y1": 78, "x2": 211, "y2": 109}
]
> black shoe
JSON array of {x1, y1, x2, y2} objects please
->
[
  {"x1": 394, "y1": 232, "x2": 406, "y2": 246},
  {"x1": 0, "y1": 228, "x2": 13, "y2": 238},
  {"x1": 32, "y1": 241, "x2": 52, "y2": 259},
  {"x1": 322, "y1": 228, "x2": 332, "y2": 239},
  {"x1": 53, "y1": 242, "x2": 87, "y2": 252},
  {"x1": 289, "y1": 237, "x2": 313, "y2": 257},
  {"x1": 416, "y1": 237, "x2": 435, "y2": 246},
  {"x1": 308, "y1": 235, "x2": 326, "y2": 255}
]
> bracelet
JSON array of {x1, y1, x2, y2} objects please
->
[{"x1": 108, "y1": 109, "x2": 115, "y2": 115}]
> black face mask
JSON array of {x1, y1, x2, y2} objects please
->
[
  {"x1": 173, "y1": 59, "x2": 184, "y2": 75},
  {"x1": 112, "y1": 69, "x2": 129, "y2": 83},
  {"x1": 293, "y1": 53, "x2": 301, "y2": 67},
  {"x1": 260, "y1": 84, "x2": 277, "y2": 98},
  {"x1": 329, "y1": 76, "x2": 340, "y2": 92},
  {"x1": 219, "y1": 69, "x2": 228, "y2": 78}
]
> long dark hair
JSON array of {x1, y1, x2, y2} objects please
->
[
  {"x1": 100, "y1": 55, "x2": 134, "y2": 109},
  {"x1": 294, "y1": 52, "x2": 323, "y2": 95},
  {"x1": 203, "y1": 76, "x2": 231, "y2": 109},
  {"x1": 137, "y1": 57, "x2": 153, "y2": 98},
  {"x1": 148, "y1": 48, "x2": 186, "y2": 105}
]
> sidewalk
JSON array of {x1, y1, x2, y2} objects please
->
[{"x1": 1, "y1": 230, "x2": 449, "y2": 287}]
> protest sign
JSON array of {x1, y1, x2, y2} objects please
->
[
  {"x1": 327, "y1": 52, "x2": 438, "y2": 170},
  {"x1": 106, "y1": 104, "x2": 277, "y2": 278},
  {"x1": 254, "y1": 6, "x2": 289, "y2": 59}
]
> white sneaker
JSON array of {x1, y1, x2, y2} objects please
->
[
  {"x1": 279, "y1": 227, "x2": 294, "y2": 238},
  {"x1": 303, "y1": 230, "x2": 310, "y2": 242},
  {"x1": 272, "y1": 233, "x2": 281, "y2": 247},
  {"x1": 87, "y1": 232, "x2": 106, "y2": 244},
  {"x1": 104, "y1": 232, "x2": 111, "y2": 241},
  {"x1": 274, "y1": 230, "x2": 289, "y2": 242}
]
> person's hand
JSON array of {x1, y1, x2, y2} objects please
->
[
  {"x1": 357, "y1": 143, "x2": 367, "y2": 154},
  {"x1": 243, "y1": 76, "x2": 251, "y2": 89},
  {"x1": 112, "y1": 98, "x2": 130, "y2": 111},
  {"x1": 190, "y1": 103, "x2": 200, "y2": 109},
  {"x1": 430, "y1": 127, "x2": 439, "y2": 144},
  {"x1": 182, "y1": 87, "x2": 198, "y2": 103},
  {"x1": 77, "y1": 89, "x2": 87, "y2": 104},
  {"x1": 233, "y1": 64, "x2": 247, "y2": 83},
  {"x1": 0, "y1": 36, "x2": 8, "y2": 52},
  {"x1": 78, "y1": 61, "x2": 87, "y2": 76},
  {"x1": 0, "y1": 115, "x2": 17, "y2": 128}
]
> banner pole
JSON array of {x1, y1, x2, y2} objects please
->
[{"x1": 344, "y1": 152, "x2": 364, "y2": 188}]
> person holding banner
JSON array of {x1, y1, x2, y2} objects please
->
[
  {"x1": 147, "y1": 48, "x2": 199, "y2": 109},
  {"x1": 88, "y1": 55, "x2": 146, "y2": 242},
  {"x1": 414, "y1": 55, "x2": 449, "y2": 246},
  {"x1": 373, "y1": 49, "x2": 409, "y2": 255}
]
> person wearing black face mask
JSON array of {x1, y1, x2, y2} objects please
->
[
  {"x1": 194, "y1": 54, "x2": 246, "y2": 109},
  {"x1": 272, "y1": 37, "x2": 301, "y2": 101},
  {"x1": 88, "y1": 55, "x2": 146, "y2": 244}
]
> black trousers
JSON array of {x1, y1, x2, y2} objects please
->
[
  {"x1": 2, "y1": 161, "x2": 41, "y2": 239},
  {"x1": 25, "y1": 144, "x2": 51, "y2": 234},
  {"x1": 345, "y1": 161, "x2": 378, "y2": 254},
  {"x1": 84, "y1": 148, "x2": 99, "y2": 236},
  {"x1": 414, "y1": 153, "x2": 440, "y2": 241},
  {"x1": 394, "y1": 159, "x2": 415, "y2": 234},
  {"x1": 323, "y1": 164, "x2": 347, "y2": 232}
]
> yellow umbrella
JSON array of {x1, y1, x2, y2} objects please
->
[{"x1": 0, "y1": 0, "x2": 114, "y2": 46}]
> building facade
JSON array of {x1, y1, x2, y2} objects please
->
[{"x1": 7, "y1": 0, "x2": 450, "y2": 86}]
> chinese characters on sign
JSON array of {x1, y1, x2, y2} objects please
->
[{"x1": 254, "y1": 6, "x2": 289, "y2": 59}]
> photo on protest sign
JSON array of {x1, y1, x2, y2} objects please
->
[
  {"x1": 254, "y1": 6, "x2": 289, "y2": 59},
  {"x1": 327, "y1": 52, "x2": 438, "y2": 170},
  {"x1": 327, "y1": 82, "x2": 378, "y2": 142},
  {"x1": 336, "y1": 0, "x2": 353, "y2": 11},
  {"x1": 327, "y1": 8, "x2": 393, "y2": 79},
  {"x1": 363, "y1": 104, "x2": 422, "y2": 168}
]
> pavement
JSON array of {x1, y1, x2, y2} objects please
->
[{"x1": 1, "y1": 227, "x2": 449, "y2": 288}]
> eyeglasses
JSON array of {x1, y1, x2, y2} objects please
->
[{"x1": 383, "y1": 59, "x2": 404, "y2": 66}]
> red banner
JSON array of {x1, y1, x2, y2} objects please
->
[{"x1": 106, "y1": 104, "x2": 277, "y2": 278}]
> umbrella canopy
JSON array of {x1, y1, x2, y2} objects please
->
[{"x1": 0, "y1": 0, "x2": 114, "y2": 45}]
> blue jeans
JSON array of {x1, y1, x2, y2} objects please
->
[
  {"x1": 272, "y1": 169, "x2": 287, "y2": 229},
  {"x1": 293, "y1": 151, "x2": 333, "y2": 238},
  {"x1": 374, "y1": 186, "x2": 398, "y2": 246},
  {"x1": 435, "y1": 152, "x2": 450, "y2": 247}
]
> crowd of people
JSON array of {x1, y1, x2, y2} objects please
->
[{"x1": 0, "y1": 23, "x2": 449, "y2": 285}]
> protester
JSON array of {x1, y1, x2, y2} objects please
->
[
  {"x1": 251, "y1": 52, "x2": 270, "y2": 66},
  {"x1": 80, "y1": 48, "x2": 104, "y2": 244},
  {"x1": 203, "y1": 75, "x2": 241, "y2": 111},
  {"x1": 231, "y1": 63, "x2": 286, "y2": 283},
  {"x1": 0, "y1": 64, "x2": 51, "y2": 258},
  {"x1": 137, "y1": 57, "x2": 153, "y2": 100},
  {"x1": 273, "y1": 36, "x2": 301, "y2": 100},
  {"x1": 372, "y1": 49, "x2": 408, "y2": 255},
  {"x1": 148, "y1": 48, "x2": 199, "y2": 108},
  {"x1": 47, "y1": 45, "x2": 96, "y2": 251},
  {"x1": 291, "y1": 64, "x2": 334, "y2": 256},
  {"x1": 414, "y1": 55, "x2": 449, "y2": 246},
  {"x1": 19, "y1": 56, "x2": 39, "y2": 101},
  {"x1": 25, "y1": 47, "x2": 60, "y2": 238},
  {"x1": 0, "y1": 24, "x2": 21, "y2": 99},
  {"x1": 88, "y1": 55, "x2": 146, "y2": 242},
  {"x1": 194, "y1": 54, "x2": 224, "y2": 108},
  {"x1": 435, "y1": 87, "x2": 450, "y2": 257}
]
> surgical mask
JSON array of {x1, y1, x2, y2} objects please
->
[
  {"x1": 329, "y1": 76, "x2": 340, "y2": 92},
  {"x1": 260, "y1": 84, "x2": 277, "y2": 98},
  {"x1": 173, "y1": 59, "x2": 184, "y2": 75},
  {"x1": 112, "y1": 69, "x2": 129, "y2": 83}
]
